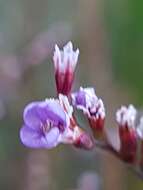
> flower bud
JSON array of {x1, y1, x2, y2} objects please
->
[
  {"x1": 73, "y1": 127, "x2": 94, "y2": 150},
  {"x1": 116, "y1": 105, "x2": 137, "y2": 163},
  {"x1": 53, "y1": 41, "x2": 79, "y2": 95},
  {"x1": 58, "y1": 94, "x2": 94, "y2": 150}
]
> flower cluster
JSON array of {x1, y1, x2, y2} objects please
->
[
  {"x1": 71, "y1": 87, "x2": 105, "y2": 138},
  {"x1": 20, "y1": 41, "x2": 143, "y2": 173},
  {"x1": 20, "y1": 42, "x2": 93, "y2": 150}
]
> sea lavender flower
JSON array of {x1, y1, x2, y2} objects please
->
[
  {"x1": 20, "y1": 98, "x2": 69, "y2": 148},
  {"x1": 53, "y1": 41, "x2": 79, "y2": 95},
  {"x1": 20, "y1": 94, "x2": 93, "y2": 150},
  {"x1": 116, "y1": 105, "x2": 137, "y2": 163},
  {"x1": 71, "y1": 87, "x2": 105, "y2": 138}
]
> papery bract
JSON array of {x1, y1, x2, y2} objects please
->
[
  {"x1": 116, "y1": 105, "x2": 137, "y2": 163},
  {"x1": 53, "y1": 41, "x2": 79, "y2": 95}
]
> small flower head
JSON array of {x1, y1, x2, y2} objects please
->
[
  {"x1": 20, "y1": 95, "x2": 93, "y2": 150},
  {"x1": 20, "y1": 99, "x2": 69, "y2": 149},
  {"x1": 71, "y1": 87, "x2": 105, "y2": 138},
  {"x1": 53, "y1": 41, "x2": 79, "y2": 95},
  {"x1": 116, "y1": 105, "x2": 137, "y2": 163}
]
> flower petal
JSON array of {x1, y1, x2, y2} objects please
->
[
  {"x1": 72, "y1": 90, "x2": 86, "y2": 107},
  {"x1": 45, "y1": 99, "x2": 67, "y2": 127},
  {"x1": 20, "y1": 125, "x2": 47, "y2": 148},
  {"x1": 23, "y1": 101, "x2": 47, "y2": 130},
  {"x1": 44, "y1": 127, "x2": 60, "y2": 148},
  {"x1": 20, "y1": 125, "x2": 60, "y2": 149},
  {"x1": 23, "y1": 99, "x2": 68, "y2": 130}
]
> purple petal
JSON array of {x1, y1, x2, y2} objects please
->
[
  {"x1": 44, "y1": 127, "x2": 60, "y2": 148},
  {"x1": 23, "y1": 102, "x2": 44, "y2": 130},
  {"x1": 20, "y1": 125, "x2": 60, "y2": 149},
  {"x1": 74, "y1": 90, "x2": 86, "y2": 107},
  {"x1": 20, "y1": 125, "x2": 46, "y2": 148},
  {"x1": 45, "y1": 100, "x2": 67, "y2": 127},
  {"x1": 23, "y1": 100, "x2": 67, "y2": 131}
]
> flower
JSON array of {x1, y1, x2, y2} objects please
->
[
  {"x1": 20, "y1": 99, "x2": 69, "y2": 148},
  {"x1": 53, "y1": 41, "x2": 79, "y2": 95},
  {"x1": 71, "y1": 87, "x2": 105, "y2": 138},
  {"x1": 20, "y1": 94, "x2": 93, "y2": 150},
  {"x1": 116, "y1": 105, "x2": 137, "y2": 163}
]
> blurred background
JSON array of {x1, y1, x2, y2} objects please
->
[{"x1": 0, "y1": 0, "x2": 143, "y2": 189}]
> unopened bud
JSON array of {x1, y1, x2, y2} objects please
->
[
  {"x1": 73, "y1": 127, "x2": 94, "y2": 150},
  {"x1": 116, "y1": 105, "x2": 137, "y2": 163},
  {"x1": 53, "y1": 42, "x2": 79, "y2": 95}
]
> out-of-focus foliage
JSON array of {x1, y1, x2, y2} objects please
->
[
  {"x1": 105, "y1": 0, "x2": 143, "y2": 104},
  {"x1": 104, "y1": 1, "x2": 143, "y2": 189}
]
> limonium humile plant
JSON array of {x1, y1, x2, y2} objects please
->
[{"x1": 20, "y1": 41, "x2": 143, "y2": 179}]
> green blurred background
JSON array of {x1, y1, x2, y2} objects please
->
[{"x1": 0, "y1": 0, "x2": 143, "y2": 189}]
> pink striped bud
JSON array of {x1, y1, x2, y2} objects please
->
[
  {"x1": 116, "y1": 105, "x2": 137, "y2": 163},
  {"x1": 53, "y1": 41, "x2": 79, "y2": 95}
]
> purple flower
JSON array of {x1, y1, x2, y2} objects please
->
[
  {"x1": 20, "y1": 98, "x2": 70, "y2": 149},
  {"x1": 53, "y1": 41, "x2": 79, "y2": 95},
  {"x1": 20, "y1": 94, "x2": 94, "y2": 150}
]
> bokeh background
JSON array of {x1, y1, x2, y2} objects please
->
[{"x1": 0, "y1": 0, "x2": 143, "y2": 189}]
